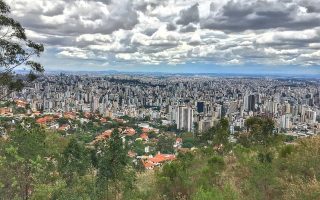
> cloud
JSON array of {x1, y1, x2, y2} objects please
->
[
  {"x1": 201, "y1": 0, "x2": 320, "y2": 32},
  {"x1": 180, "y1": 24, "x2": 198, "y2": 33},
  {"x1": 7, "y1": 0, "x2": 139, "y2": 35},
  {"x1": 4, "y1": 0, "x2": 320, "y2": 69},
  {"x1": 176, "y1": 3, "x2": 200, "y2": 25}
]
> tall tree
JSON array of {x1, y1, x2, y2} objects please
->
[
  {"x1": 157, "y1": 135, "x2": 175, "y2": 154},
  {"x1": 0, "y1": 0, "x2": 44, "y2": 100},
  {"x1": 93, "y1": 129, "x2": 135, "y2": 199},
  {"x1": 201, "y1": 118, "x2": 231, "y2": 153},
  {"x1": 0, "y1": 126, "x2": 48, "y2": 200},
  {"x1": 58, "y1": 138, "x2": 91, "y2": 185},
  {"x1": 240, "y1": 116, "x2": 276, "y2": 147},
  {"x1": 212, "y1": 119, "x2": 230, "y2": 148}
]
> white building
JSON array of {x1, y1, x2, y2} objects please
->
[{"x1": 176, "y1": 106, "x2": 194, "y2": 132}]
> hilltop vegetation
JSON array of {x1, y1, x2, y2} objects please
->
[
  {"x1": 129, "y1": 117, "x2": 320, "y2": 200},
  {"x1": 0, "y1": 116, "x2": 320, "y2": 200}
]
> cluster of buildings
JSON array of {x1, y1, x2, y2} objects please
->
[{"x1": 2, "y1": 74, "x2": 320, "y2": 136}]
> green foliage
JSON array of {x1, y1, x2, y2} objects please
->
[
  {"x1": 156, "y1": 135, "x2": 175, "y2": 154},
  {"x1": 156, "y1": 160, "x2": 191, "y2": 199},
  {"x1": 207, "y1": 155, "x2": 226, "y2": 173},
  {"x1": 148, "y1": 131, "x2": 157, "y2": 139},
  {"x1": 279, "y1": 144, "x2": 295, "y2": 158},
  {"x1": 0, "y1": 124, "x2": 136, "y2": 199},
  {"x1": 13, "y1": 106, "x2": 26, "y2": 114},
  {"x1": 132, "y1": 140, "x2": 145, "y2": 156},
  {"x1": 192, "y1": 185, "x2": 238, "y2": 200},
  {"x1": 2, "y1": 114, "x2": 320, "y2": 199},
  {"x1": 0, "y1": 0, "x2": 44, "y2": 99},
  {"x1": 238, "y1": 116, "x2": 276, "y2": 147},
  {"x1": 57, "y1": 118, "x2": 70, "y2": 126},
  {"x1": 181, "y1": 132, "x2": 197, "y2": 148},
  {"x1": 58, "y1": 137, "x2": 91, "y2": 184},
  {"x1": 0, "y1": 127, "x2": 62, "y2": 199},
  {"x1": 200, "y1": 118, "x2": 231, "y2": 154},
  {"x1": 94, "y1": 129, "x2": 135, "y2": 199}
]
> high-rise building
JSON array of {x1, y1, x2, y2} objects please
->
[
  {"x1": 244, "y1": 94, "x2": 256, "y2": 112},
  {"x1": 280, "y1": 114, "x2": 291, "y2": 129},
  {"x1": 176, "y1": 106, "x2": 194, "y2": 132},
  {"x1": 196, "y1": 101, "x2": 205, "y2": 113},
  {"x1": 228, "y1": 100, "x2": 238, "y2": 114},
  {"x1": 285, "y1": 102, "x2": 291, "y2": 114},
  {"x1": 305, "y1": 109, "x2": 317, "y2": 124}
]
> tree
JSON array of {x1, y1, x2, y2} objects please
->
[
  {"x1": 157, "y1": 161, "x2": 189, "y2": 199},
  {"x1": 93, "y1": 129, "x2": 135, "y2": 199},
  {"x1": 0, "y1": 126, "x2": 50, "y2": 200},
  {"x1": 202, "y1": 155, "x2": 226, "y2": 186},
  {"x1": 132, "y1": 140, "x2": 145, "y2": 156},
  {"x1": 58, "y1": 138, "x2": 91, "y2": 185},
  {"x1": 181, "y1": 132, "x2": 196, "y2": 148},
  {"x1": 156, "y1": 135, "x2": 175, "y2": 154},
  {"x1": 239, "y1": 117, "x2": 276, "y2": 147},
  {"x1": 212, "y1": 118, "x2": 230, "y2": 150},
  {"x1": 200, "y1": 118, "x2": 231, "y2": 153},
  {"x1": 0, "y1": 0, "x2": 44, "y2": 100}
]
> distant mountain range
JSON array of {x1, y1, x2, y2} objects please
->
[{"x1": 14, "y1": 69, "x2": 320, "y2": 79}]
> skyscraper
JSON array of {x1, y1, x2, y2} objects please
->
[
  {"x1": 244, "y1": 94, "x2": 256, "y2": 112},
  {"x1": 176, "y1": 106, "x2": 194, "y2": 132},
  {"x1": 196, "y1": 101, "x2": 205, "y2": 113}
]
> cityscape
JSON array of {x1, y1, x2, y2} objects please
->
[
  {"x1": 1, "y1": 0, "x2": 320, "y2": 199},
  {"x1": 2, "y1": 74, "x2": 319, "y2": 136}
]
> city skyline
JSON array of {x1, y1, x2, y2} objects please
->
[
  {"x1": 4, "y1": 74, "x2": 319, "y2": 136},
  {"x1": 5, "y1": 0, "x2": 320, "y2": 74}
]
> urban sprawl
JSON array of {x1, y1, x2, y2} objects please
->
[{"x1": 1, "y1": 74, "x2": 319, "y2": 168}]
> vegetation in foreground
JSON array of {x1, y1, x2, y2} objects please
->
[{"x1": 0, "y1": 116, "x2": 320, "y2": 200}]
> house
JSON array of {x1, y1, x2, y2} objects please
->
[
  {"x1": 15, "y1": 99, "x2": 27, "y2": 108},
  {"x1": 0, "y1": 107, "x2": 12, "y2": 115},
  {"x1": 64, "y1": 112, "x2": 76, "y2": 120},
  {"x1": 142, "y1": 152, "x2": 176, "y2": 169},
  {"x1": 91, "y1": 129, "x2": 113, "y2": 144},
  {"x1": 58, "y1": 124, "x2": 71, "y2": 131},
  {"x1": 36, "y1": 115, "x2": 55, "y2": 125},
  {"x1": 128, "y1": 150, "x2": 137, "y2": 158},
  {"x1": 174, "y1": 138, "x2": 183, "y2": 148},
  {"x1": 124, "y1": 128, "x2": 136, "y2": 136},
  {"x1": 100, "y1": 118, "x2": 107, "y2": 123},
  {"x1": 139, "y1": 133, "x2": 149, "y2": 141},
  {"x1": 142, "y1": 127, "x2": 150, "y2": 133}
]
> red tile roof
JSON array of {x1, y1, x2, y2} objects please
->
[
  {"x1": 36, "y1": 116, "x2": 54, "y2": 124},
  {"x1": 149, "y1": 153, "x2": 176, "y2": 163},
  {"x1": 140, "y1": 133, "x2": 149, "y2": 140},
  {"x1": 125, "y1": 128, "x2": 136, "y2": 136},
  {"x1": 142, "y1": 153, "x2": 176, "y2": 169}
]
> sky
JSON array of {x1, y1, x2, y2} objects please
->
[{"x1": 5, "y1": 0, "x2": 320, "y2": 74}]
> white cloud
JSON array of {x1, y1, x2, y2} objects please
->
[
  {"x1": 5, "y1": 0, "x2": 320, "y2": 67},
  {"x1": 227, "y1": 59, "x2": 242, "y2": 65}
]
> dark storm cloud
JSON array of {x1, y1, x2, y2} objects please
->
[
  {"x1": 176, "y1": 3, "x2": 200, "y2": 25},
  {"x1": 92, "y1": 0, "x2": 112, "y2": 5},
  {"x1": 180, "y1": 24, "x2": 197, "y2": 33},
  {"x1": 43, "y1": 3, "x2": 65, "y2": 16},
  {"x1": 143, "y1": 28, "x2": 158, "y2": 36},
  {"x1": 167, "y1": 23, "x2": 177, "y2": 31},
  {"x1": 201, "y1": 0, "x2": 320, "y2": 32}
]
